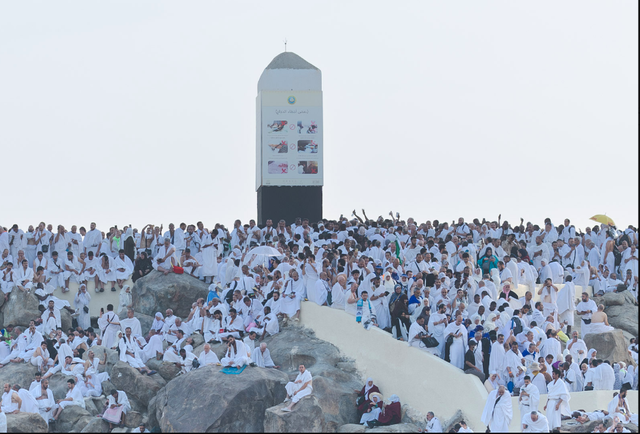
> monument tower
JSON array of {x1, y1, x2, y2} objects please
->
[{"x1": 256, "y1": 52, "x2": 323, "y2": 225}]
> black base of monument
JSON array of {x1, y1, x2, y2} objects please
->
[{"x1": 257, "y1": 186, "x2": 322, "y2": 226}]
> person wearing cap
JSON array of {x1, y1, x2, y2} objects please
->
[
  {"x1": 528, "y1": 362, "x2": 547, "y2": 395},
  {"x1": 154, "y1": 237, "x2": 176, "y2": 275}
]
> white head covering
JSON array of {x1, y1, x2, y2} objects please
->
[
  {"x1": 364, "y1": 378, "x2": 374, "y2": 399},
  {"x1": 389, "y1": 394, "x2": 400, "y2": 403},
  {"x1": 151, "y1": 312, "x2": 164, "y2": 331},
  {"x1": 122, "y1": 228, "x2": 133, "y2": 243}
]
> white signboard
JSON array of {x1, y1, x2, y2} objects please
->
[{"x1": 257, "y1": 91, "x2": 323, "y2": 188}]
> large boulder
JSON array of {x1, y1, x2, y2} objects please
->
[
  {"x1": 48, "y1": 373, "x2": 77, "y2": 401},
  {"x1": 145, "y1": 359, "x2": 181, "y2": 382},
  {"x1": 132, "y1": 271, "x2": 209, "y2": 319},
  {"x1": 80, "y1": 418, "x2": 111, "y2": 433},
  {"x1": 110, "y1": 361, "x2": 166, "y2": 407},
  {"x1": 61, "y1": 308, "x2": 72, "y2": 332},
  {"x1": 5, "y1": 412, "x2": 48, "y2": 432},
  {"x1": 51, "y1": 405, "x2": 93, "y2": 433},
  {"x1": 134, "y1": 311, "x2": 155, "y2": 336},
  {"x1": 337, "y1": 424, "x2": 421, "y2": 433},
  {"x1": 264, "y1": 396, "x2": 325, "y2": 432},
  {"x1": 3, "y1": 289, "x2": 41, "y2": 327},
  {"x1": 596, "y1": 291, "x2": 638, "y2": 336},
  {"x1": 267, "y1": 325, "x2": 361, "y2": 430},
  {"x1": 150, "y1": 364, "x2": 289, "y2": 432},
  {"x1": 124, "y1": 411, "x2": 143, "y2": 428},
  {"x1": 0, "y1": 362, "x2": 38, "y2": 391},
  {"x1": 584, "y1": 330, "x2": 634, "y2": 365}
]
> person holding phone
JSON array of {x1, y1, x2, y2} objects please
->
[{"x1": 368, "y1": 276, "x2": 391, "y2": 331}]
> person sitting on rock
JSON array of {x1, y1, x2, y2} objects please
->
[
  {"x1": 198, "y1": 343, "x2": 220, "y2": 367},
  {"x1": 52, "y1": 379, "x2": 85, "y2": 421},
  {"x1": 33, "y1": 378, "x2": 55, "y2": 426},
  {"x1": 366, "y1": 394, "x2": 401, "y2": 427},
  {"x1": 359, "y1": 392, "x2": 383, "y2": 426},
  {"x1": 102, "y1": 389, "x2": 131, "y2": 431},
  {"x1": 218, "y1": 309, "x2": 244, "y2": 342},
  {"x1": 251, "y1": 342, "x2": 278, "y2": 368},
  {"x1": 356, "y1": 377, "x2": 380, "y2": 417},
  {"x1": 424, "y1": 411, "x2": 443, "y2": 432},
  {"x1": 119, "y1": 327, "x2": 156, "y2": 376},
  {"x1": 0, "y1": 383, "x2": 21, "y2": 414},
  {"x1": 176, "y1": 348, "x2": 197, "y2": 375},
  {"x1": 42, "y1": 355, "x2": 85, "y2": 380},
  {"x1": 282, "y1": 364, "x2": 313, "y2": 412},
  {"x1": 588, "y1": 304, "x2": 615, "y2": 334},
  {"x1": 220, "y1": 336, "x2": 250, "y2": 369}
]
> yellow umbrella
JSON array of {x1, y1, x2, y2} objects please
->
[{"x1": 590, "y1": 214, "x2": 615, "y2": 226}]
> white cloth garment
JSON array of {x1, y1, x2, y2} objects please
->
[
  {"x1": 481, "y1": 389, "x2": 513, "y2": 432},
  {"x1": 285, "y1": 369, "x2": 313, "y2": 403},
  {"x1": 252, "y1": 347, "x2": 276, "y2": 368},
  {"x1": 545, "y1": 378, "x2": 571, "y2": 429}
]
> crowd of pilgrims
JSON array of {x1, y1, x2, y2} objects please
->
[{"x1": 0, "y1": 213, "x2": 638, "y2": 431}]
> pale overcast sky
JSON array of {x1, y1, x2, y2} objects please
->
[{"x1": 1, "y1": 1, "x2": 637, "y2": 232}]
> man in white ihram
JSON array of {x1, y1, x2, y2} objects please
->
[
  {"x1": 52, "y1": 379, "x2": 85, "y2": 421},
  {"x1": 522, "y1": 410, "x2": 549, "y2": 432},
  {"x1": 198, "y1": 343, "x2": 220, "y2": 366},
  {"x1": 33, "y1": 378, "x2": 55, "y2": 426},
  {"x1": 119, "y1": 327, "x2": 155, "y2": 375},
  {"x1": 481, "y1": 385, "x2": 512, "y2": 432},
  {"x1": 424, "y1": 411, "x2": 442, "y2": 432},
  {"x1": 282, "y1": 364, "x2": 312, "y2": 412},
  {"x1": 544, "y1": 369, "x2": 571, "y2": 431},
  {"x1": 252, "y1": 343, "x2": 277, "y2": 368},
  {"x1": 518, "y1": 375, "x2": 540, "y2": 423},
  {"x1": 220, "y1": 336, "x2": 250, "y2": 368}
]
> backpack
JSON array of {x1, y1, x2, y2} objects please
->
[
  {"x1": 613, "y1": 248, "x2": 622, "y2": 267},
  {"x1": 511, "y1": 317, "x2": 523, "y2": 336},
  {"x1": 192, "y1": 358, "x2": 200, "y2": 369}
]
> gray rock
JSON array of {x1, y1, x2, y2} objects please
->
[
  {"x1": 596, "y1": 291, "x2": 636, "y2": 307},
  {"x1": 110, "y1": 362, "x2": 166, "y2": 407},
  {"x1": 132, "y1": 271, "x2": 209, "y2": 319},
  {"x1": 367, "y1": 424, "x2": 421, "y2": 433},
  {"x1": 134, "y1": 312, "x2": 155, "y2": 336},
  {"x1": 338, "y1": 425, "x2": 367, "y2": 433},
  {"x1": 266, "y1": 326, "x2": 361, "y2": 430},
  {"x1": 101, "y1": 380, "x2": 116, "y2": 396},
  {"x1": 560, "y1": 419, "x2": 601, "y2": 432},
  {"x1": 111, "y1": 429, "x2": 131, "y2": 434},
  {"x1": 61, "y1": 308, "x2": 72, "y2": 332},
  {"x1": 124, "y1": 411, "x2": 143, "y2": 428},
  {"x1": 310, "y1": 375, "x2": 359, "y2": 431},
  {"x1": 52, "y1": 405, "x2": 92, "y2": 433},
  {"x1": 0, "y1": 362, "x2": 38, "y2": 391},
  {"x1": 150, "y1": 364, "x2": 289, "y2": 432},
  {"x1": 80, "y1": 418, "x2": 110, "y2": 433},
  {"x1": 401, "y1": 405, "x2": 426, "y2": 426},
  {"x1": 264, "y1": 396, "x2": 325, "y2": 432},
  {"x1": 83, "y1": 396, "x2": 99, "y2": 415},
  {"x1": 5, "y1": 412, "x2": 48, "y2": 432},
  {"x1": 3, "y1": 289, "x2": 41, "y2": 327},
  {"x1": 584, "y1": 330, "x2": 634, "y2": 365},
  {"x1": 593, "y1": 291, "x2": 638, "y2": 336},
  {"x1": 48, "y1": 373, "x2": 77, "y2": 401},
  {"x1": 145, "y1": 359, "x2": 180, "y2": 382},
  {"x1": 337, "y1": 361, "x2": 357, "y2": 373},
  {"x1": 92, "y1": 395, "x2": 108, "y2": 413}
]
